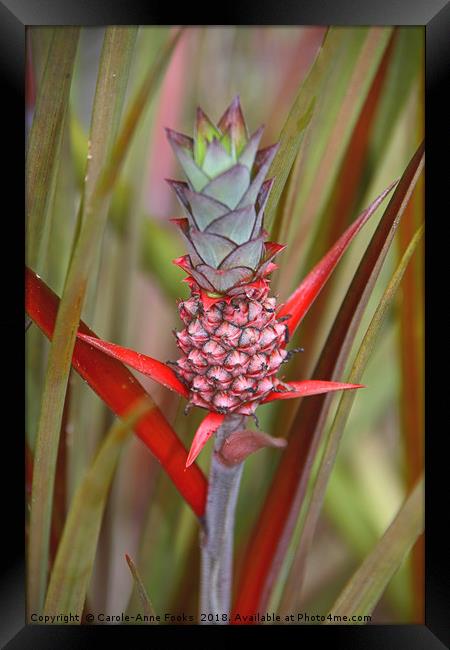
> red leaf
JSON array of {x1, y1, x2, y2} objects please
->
[
  {"x1": 262, "y1": 380, "x2": 364, "y2": 403},
  {"x1": 185, "y1": 412, "x2": 225, "y2": 468},
  {"x1": 77, "y1": 333, "x2": 189, "y2": 398},
  {"x1": 278, "y1": 180, "x2": 397, "y2": 337},
  {"x1": 25, "y1": 267, "x2": 207, "y2": 517}
]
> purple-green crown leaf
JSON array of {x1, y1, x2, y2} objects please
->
[
  {"x1": 166, "y1": 128, "x2": 210, "y2": 192},
  {"x1": 202, "y1": 164, "x2": 250, "y2": 209},
  {"x1": 238, "y1": 126, "x2": 264, "y2": 170},
  {"x1": 237, "y1": 143, "x2": 278, "y2": 209},
  {"x1": 219, "y1": 235, "x2": 266, "y2": 271},
  {"x1": 195, "y1": 265, "x2": 254, "y2": 293},
  {"x1": 166, "y1": 98, "x2": 282, "y2": 294},
  {"x1": 205, "y1": 205, "x2": 258, "y2": 244},
  {"x1": 217, "y1": 95, "x2": 249, "y2": 157},
  {"x1": 179, "y1": 184, "x2": 229, "y2": 230},
  {"x1": 194, "y1": 107, "x2": 222, "y2": 167},
  {"x1": 190, "y1": 230, "x2": 236, "y2": 268},
  {"x1": 202, "y1": 137, "x2": 235, "y2": 178}
]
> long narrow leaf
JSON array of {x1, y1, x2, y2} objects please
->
[
  {"x1": 285, "y1": 29, "x2": 392, "y2": 269},
  {"x1": 370, "y1": 29, "x2": 424, "y2": 166},
  {"x1": 44, "y1": 399, "x2": 152, "y2": 618},
  {"x1": 25, "y1": 268, "x2": 207, "y2": 513},
  {"x1": 264, "y1": 28, "x2": 353, "y2": 231},
  {"x1": 397, "y1": 84, "x2": 425, "y2": 620},
  {"x1": 274, "y1": 29, "x2": 393, "y2": 307},
  {"x1": 26, "y1": 28, "x2": 80, "y2": 270},
  {"x1": 278, "y1": 181, "x2": 397, "y2": 336},
  {"x1": 325, "y1": 475, "x2": 424, "y2": 621},
  {"x1": 125, "y1": 554, "x2": 158, "y2": 622},
  {"x1": 262, "y1": 380, "x2": 364, "y2": 403},
  {"x1": 278, "y1": 224, "x2": 424, "y2": 613},
  {"x1": 77, "y1": 333, "x2": 189, "y2": 397},
  {"x1": 232, "y1": 141, "x2": 424, "y2": 620}
]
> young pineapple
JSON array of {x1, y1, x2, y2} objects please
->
[
  {"x1": 167, "y1": 97, "x2": 290, "y2": 416},
  {"x1": 76, "y1": 95, "x2": 385, "y2": 465}
]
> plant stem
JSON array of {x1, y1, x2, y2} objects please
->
[{"x1": 200, "y1": 414, "x2": 245, "y2": 624}]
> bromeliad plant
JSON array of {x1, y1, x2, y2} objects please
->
[{"x1": 76, "y1": 97, "x2": 395, "y2": 618}]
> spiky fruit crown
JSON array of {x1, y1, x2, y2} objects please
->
[{"x1": 166, "y1": 96, "x2": 283, "y2": 296}]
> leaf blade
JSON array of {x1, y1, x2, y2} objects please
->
[
  {"x1": 44, "y1": 399, "x2": 152, "y2": 618},
  {"x1": 26, "y1": 28, "x2": 80, "y2": 271},
  {"x1": 125, "y1": 554, "x2": 158, "y2": 622},
  {"x1": 284, "y1": 28, "x2": 393, "y2": 267},
  {"x1": 325, "y1": 476, "x2": 424, "y2": 621},
  {"x1": 278, "y1": 224, "x2": 424, "y2": 613},
  {"x1": 77, "y1": 333, "x2": 188, "y2": 397},
  {"x1": 262, "y1": 380, "x2": 364, "y2": 403}
]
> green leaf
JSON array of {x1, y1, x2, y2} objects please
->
[
  {"x1": 278, "y1": 224, "x2": 424, "y2": 613},
  {"x1": 325, "y1": 475, "x2": 424, "y2": 621},
  {"x1": 263, "y1": 95, "x2": 314, "y2": 232},
  {"x1": 46, "y1": 135, "x2": 77, "y2": 295},
  {"x1": 29, "y1": 28, "x2": 54, "y2": 87},
  {"x1": 44, "y1": 398, "x2": 152, "y2": 618},
  {"x1": 92, "y1": 29, "x2": 183, "y2": 203},
  {"x1": 125, "y1": 554, "x2": 158, "y2": 623},
  {"x1": 83, "y1": 33, "x2": 139, "y2": 214},
  {"x1": 265, "y1": 27, "x2": 373, "y2": 234},
  {"x1": 277, "y1": 28, "x2": 393, "y2": 292},
  {"x1": 202, "y1": 138, "x2": 234, "y2": 178},
  {"x1": 194, "y1": 107, "x2": 222, "y2": 166},
  {"x1": 370, "y1": 28, "x2": 424, "y2": 166},
  {"x1": 26, "y1": 28, "x2": 80, "y2": 271}
]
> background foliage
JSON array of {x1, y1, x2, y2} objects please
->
[{"x1": 26, "y1": 26, "x2": 424, "y2": 624}]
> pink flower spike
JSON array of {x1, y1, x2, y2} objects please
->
[
  {"x1": 186, "y1": 412, "x2": 225, "y2": 468},
  {"x1": 76, "y1": 333, "x2": 189, "y2": 398},
  {"x1": 278, "y1": 181, "x2": 398, "y2": 337},
  {"x1": 261, "y1": 380, "x2": 365, "y2": 403}
]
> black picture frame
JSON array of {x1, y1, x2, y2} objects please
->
[{"x1": 4, "y1": 1, "x2": 448, "y2": 646}]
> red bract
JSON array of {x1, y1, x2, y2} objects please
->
[
  {"x1": 261, "y1": 380, "x2": 364, "y2": 403},
  {"x1": 77, "y1": 333, "x2": 189, "y2": 397},
  {"x1": 277, "y1": 180, "x2": 397, "y2": 336},
  {"x1": 185, "y1": 412, "x2": 225, "y2": 468}
]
